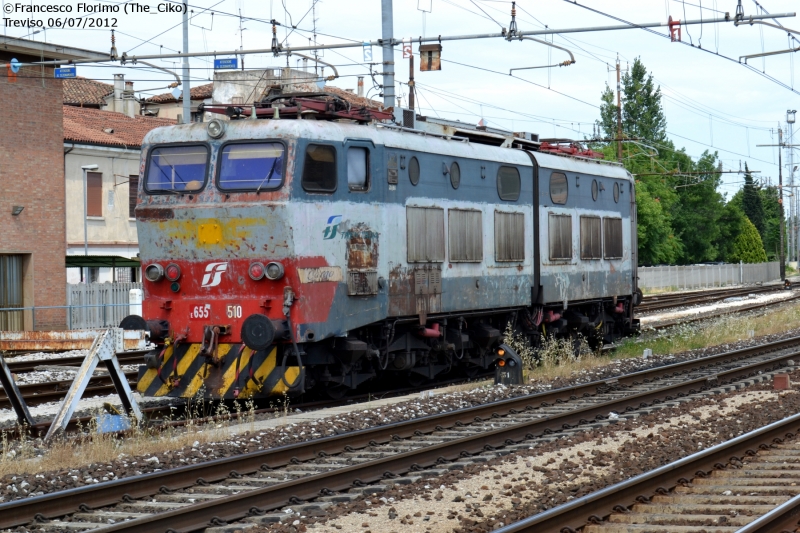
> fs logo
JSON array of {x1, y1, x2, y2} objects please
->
[
  {"x1": 323, "y1": 215, "x2": 342, "y2": 240},
  {"x1": 201, "y1": 262, "x2": 228, "y2": 288}
]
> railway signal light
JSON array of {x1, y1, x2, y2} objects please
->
[
  {"x1": 265, "y1": 262, "x2": 285, "y2": 280},
  {"x1": 145, "y1": 263, "x2": 164, "y2": 282}
]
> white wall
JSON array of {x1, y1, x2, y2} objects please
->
[{"x1": 64, "y1": 144, "x2": 140, "y2": 283}]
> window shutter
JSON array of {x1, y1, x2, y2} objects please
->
[
  {"x1": 86, "y1": 172, "x2": 103, "y2": 217},
  {"x1": 129, "y1": 175, "x2": 139, "y2": 218}
]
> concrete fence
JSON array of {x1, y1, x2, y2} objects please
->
[
  {"x1": 638, "y1": 262, "x2": 780, "y2": 291},
  {"x1": 66, "y1": 282, "x2": 143, "y2": 329}
]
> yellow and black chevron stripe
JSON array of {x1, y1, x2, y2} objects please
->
[{"x1": 136, "y1": 343, "x2": 302, "y2": 399}]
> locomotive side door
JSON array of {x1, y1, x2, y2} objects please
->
[{"x1": 342, "y1": 138, "x2": 380, "y2": 297}]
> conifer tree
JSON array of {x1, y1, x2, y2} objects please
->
[
  {"x1": 741, "y1": 164, "x2": 765, "y2": 236},
  {"x1": 730, "y1": 217, "x2": 768, "y2": 263}
]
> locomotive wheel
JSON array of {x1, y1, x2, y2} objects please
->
[
  {"x1": 407, "y1": 372, "x2": 427, "y2": 388},
  {"x1": 324, "y1": 383, "x2": 349, "y2": 400}
]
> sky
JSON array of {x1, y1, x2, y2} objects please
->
[{"x1": 3, "y1": 0, "x2": 800, "y2": 198}]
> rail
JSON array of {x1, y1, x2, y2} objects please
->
[
  {"x1": 493, "y1": 409, "x2": 800, "y2": 533},
  {"x1": 1, "y1": 335, "x2": 798, "y2": 530}
]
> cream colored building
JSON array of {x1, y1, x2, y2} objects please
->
[{"x1": 63, "y1": 105, "x2": 174, "y2": 283}]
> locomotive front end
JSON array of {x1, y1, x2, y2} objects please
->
[{"x1": 131, "y1": 120, "x2": 310, "y2": 400}]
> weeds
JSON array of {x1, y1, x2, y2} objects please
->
[{"x1": 502, "y1": 323, "x2": 599, "y2": 382}]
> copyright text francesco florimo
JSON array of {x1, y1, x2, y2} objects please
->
[{"x1": 3, "y1": 2, "x2": 185, "y2": 28}]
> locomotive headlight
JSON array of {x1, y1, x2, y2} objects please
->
[
  {"x1": 165, "y1": 263, "x2": 181, "y2": 282},
  {"x1": 248, "y1": 261, "x2": 266, "y2": 281},
  {"x1": 144, "y1": 263, "x2": 164, "y2": 282},
  {"x1": 265, "y1": 262, "x2": 284, "y2": 280},
  {"x1": 206, "y1": 119, "x2": 226, "y2": 139}
]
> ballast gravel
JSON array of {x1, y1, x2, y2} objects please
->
[
  {"x1": 0, "y1": 323, "x2": 799, "y2": 507},
  {"x1": 251, "y1": 376, "x2": 800, "y2": 533}
]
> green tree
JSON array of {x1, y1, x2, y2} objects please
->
[
  {"x1": 713, "y1": 201, "x2": 746, "y2": 262},
  {"x1": 741, "y1": 164, "x2": 765, "y2": 236},
  {"x1": 730, "y1": 217, "x2": 768, "y2": 263},
  {"x1": 597, "y1": 57, "x2": 667, "y2": 144},
  {"x1": 760, "y1": 186, "x2": 783, "y2": 260}
]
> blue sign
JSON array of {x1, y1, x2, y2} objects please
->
[
  {"x1": 9, "y1": 58, "x2": 20, "y2": 74},
  {"x1": 55, "y1": 66, "x2": 77, "y2": 79},
  {"x1": 214, "y1": 57, "x2": 238, "y2": 70}
]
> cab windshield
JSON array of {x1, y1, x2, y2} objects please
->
[
  {"x1": 145, "y1": 145, "x2": 209, "y2": 193},
  {"x1": 218, "y1": 142, "x2": 284, "y2": 191}
]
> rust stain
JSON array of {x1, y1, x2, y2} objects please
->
[
  {"x1": 137, "y1": 207, "x2": 174, "y2": 220},
  {"x1": 345, "y1": 223, "x2": 379, "y2": 270},
  {"x1": 0, "y1": 330, "x2": 148, "y2": 351}
]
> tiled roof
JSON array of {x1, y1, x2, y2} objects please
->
[
  {"x1": 146, "y1": 82, "x2": 213, "y2": 103},
  {"x1": 63, "y1": 77, "x2": 113, "y2": 106},
  {"x1": 63, "y1": 105, "x2": 175, "y2": 148}
]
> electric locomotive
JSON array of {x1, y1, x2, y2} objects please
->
[{"x1": 127, "y1": 94, "x2": 640, "y2": 400}]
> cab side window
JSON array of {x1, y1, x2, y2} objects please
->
[
  {"x1": 347, "y1": 147, "x2": 369, "y2": 191},
  {"x1": 302, "y1": 144, "x2": 337, "y2": 192}
]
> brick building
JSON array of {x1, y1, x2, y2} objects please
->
[{"x1": 0, "y1": 37, "x2": 106, "y2": 330}]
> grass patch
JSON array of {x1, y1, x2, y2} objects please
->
[
  {"x1": 0, "y1": 398, "x2": 259, "y2": 478},
  {"x1": 613, "y1": 300, "x2": 800, "y2": 360}
]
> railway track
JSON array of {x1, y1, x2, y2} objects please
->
[
  {"x1": 1, "y1": 352, "x2": 146, "y2": 375},
  {"x1": 493, "y1": 404, "x2": 800, "y2": 533},
  {"x1": 3, "y1": 336, "x2": 800, "y2": 532},
  {"x1": 639, "y1": 283, "x2": 793, "y2": 314},
  {"x1": 647, "y1": 291, "x2": 800, "y2": 330}
]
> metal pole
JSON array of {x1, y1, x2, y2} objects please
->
[
  {"x1": 408, "y1": 54, "x2": 415, "y2": 111},
  {"x1": 182, "y1": 2, "x2": 191, "y2": 124},
  {"x1": 381, "y1": 0, "x2": 395, "y2": 109},
  {"x1": 780, "y1": 127, "x2": 786, "y2": 280},
  {"x1": 83, "y1": 168, "x2": 88, "y2": 284},
  {"x1": 616, "y1": 56, "x2": 622, "y2": 162}
]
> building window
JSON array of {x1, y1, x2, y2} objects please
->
[
  {"x1": 87, "y1": 172, "x2": 103, "y2": 217},
  {"x1": 549, "y1": 172, "x2": 568, "y2": 204},
  {"x1": 580, "y1": 216, "x2": 602, "y2": 259},
  {"x1": 407, "y1": 206, "x2": 445, "y2": 262},
  {"x1": 347, "y1": 147, "x2": 369, "y2": 191},
  {"x1": 497, "y1": 166, "x2": 521, "y2": 201},
  {"x1": 302, "y1": 144, "x2": 337, "y2": 192},
  {"x1": 495, "y1": 211, "x2": 525, "y2": 262},
  {"x1": 408, "y1": 156, "x2": 420, "y2": 185},
  {"x1": 129, "y1": 175, "x2": 139, "y2": 218},
  {"x1": 448, "y1": 209, "x2": 482, "y2": 262},
  {"x1": 604, "y1": 218, "x2": 623, "y2": 259},
  {"x1": 548, "y1": 213, "x2": 572, "y2": 260}
]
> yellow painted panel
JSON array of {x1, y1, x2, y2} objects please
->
[
  {"x1": 137, "y1": 345, "x2": 173, "y2": 394},
  {"x1": 198, "y1": 222, "x2": 223, "y2": 245},
  {"x1": 241, "y1": 347, "x2": 277, "y2": 397},
  {"x1": 153, "y1": 344, "x2": 201, "y2": 397},
  {"x1": 217, "y1": 345, "x2": 253, "y2": 395},
  {"x1": 272, "y1": 367, "x2": 301, "y2": 394}
]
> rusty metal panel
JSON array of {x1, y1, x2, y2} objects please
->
[
  {"x1": 604, "y1": 217, "x2": 623, "y2": 259},
  {"x1": 549, "y1": 213, "x2": 572, "y2": 260},
  {"x1": 347, "y1": 271, "x2": 379, "y2": 296},
  {"x1": 495, "y1": 211, "x2": 525, "y2": 262},
  {"x1": 580, "y1": 216, "x2": 602, "y2": 260},
  {"x1": 419, "y1": 44, "x2": 442, "y2": 71},
  {"x1": 0, "y1": 329, "x2": 148, "y2": 352},
  {"x1": 407, "y1": 206, "x2": 445, "y2": 262},
  {"x1": 414, "y1": 265, "x2": 442, "y2": 320},
  {"x1": 448, "y1": 209, "x2": 482, "y2": 262}
]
